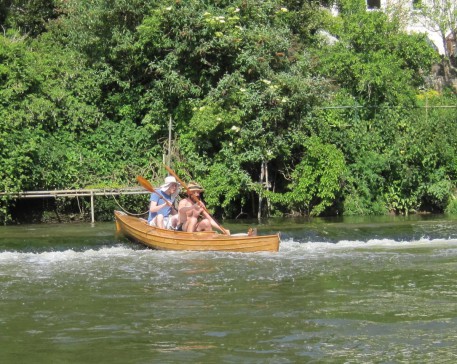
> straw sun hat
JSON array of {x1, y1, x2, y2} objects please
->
[{"x1": 187, "y1": 182, "x2": 204, "y2": 192}]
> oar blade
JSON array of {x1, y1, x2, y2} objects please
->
[{"x1": 136, "y1": 176, "x2": 154, "y2": 192}]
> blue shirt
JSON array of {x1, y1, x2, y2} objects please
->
[{"x1": 148, "y1": 191, "x2": 174, "y2": 223}]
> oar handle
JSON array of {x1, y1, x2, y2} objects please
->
[
  {"x1": 163, "y1": 165, "x2": 230, "y2": 235},
  {"x1": 136, "y1": 176, "x2": 172, "y2": 207}
]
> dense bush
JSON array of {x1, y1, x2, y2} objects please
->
[{"x1": 1, "y1": 0, "x2": 456, "y2": 223}]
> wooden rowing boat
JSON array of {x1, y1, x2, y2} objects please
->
[{"x1": 114, "y1": 210, "x2": 280, "y2": 252}]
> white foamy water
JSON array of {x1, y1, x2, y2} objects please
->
[
  {"x1": 280, "y1": 236, "x2": 457, "y2": 252},
  {"x1": 2, "y1": 236, "x2": 457, "y2": 264}
]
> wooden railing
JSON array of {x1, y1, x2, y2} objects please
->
[{"x1": 0, "y1": 188, "x2": 149, "y2": 223}]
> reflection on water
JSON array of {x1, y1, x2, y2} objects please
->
[{"x1": 1, "y1": 215, "x2": 457, "y2": 363}]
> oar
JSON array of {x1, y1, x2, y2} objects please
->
[
  {"x1": 136, "y1": 176, "x2": 172, "y2": 207},
  {"x1": 163, "y1": 164, "x2": 230, "y2": 235}
]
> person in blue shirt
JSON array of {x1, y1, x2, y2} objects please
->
[{"x1": 148, "y1": 176, "x2": 179, "y2": 229}]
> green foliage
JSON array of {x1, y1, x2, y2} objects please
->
[
  {"x1": 1, "y1": 0, "x2": 58, "y2": 36},
  {"x1": 413, "y1": 0, "x2": 457, "y2": 62},
  {"x1": 384, "y1": 183, "x2": 419, "y2": 216},
  {"x1": 200, "y1": 161, "x2": 252, "y2": 218},
  {"x1": 268, "y1": 136, "x2": 347, "y2": 216},
  {"x1": 424, "y1": 176, "x2": 453, "y2": 211},
  {"x1": 445, "y1": 195, "x2": 457, "y2": 215},
  {"x1": 0, "y1": 0, "x2": 456, "y2": 223},
  {"x1": 314, "y1": 2, "x2": 438, "y2": 106},
  {"x1": 0, "y1": 32, "x2": 103, "y2": 195},
  {"x1": 342, "y1": 150, "x2": 391, "y2": 215},
  {"x1": 343, "y1": 191, "x2": 387, "y2": 216}
]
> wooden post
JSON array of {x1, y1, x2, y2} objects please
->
[
  {"x1": 168, "y1": 115, "x2": 172, "y2": 166},
  {"x1": 90, "y1": 190, "x2": 95, "y2": 223},
  {"x1": 425, "y1": 90, "x2": 428, "y2": 123}
]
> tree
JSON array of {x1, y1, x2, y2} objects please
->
[
  {"x1": 315, "y1": 1, "x2": 438, "y2": 105},
  {"x1": 413, "y1": 0, "x2": 457, "y2": 75},
  {"x1": 1, "y1": 0, "x2": 455, "y2": 223},
  {"x1": 0, "y1": 0, "x2": 57, "y2": 36},
  {"x1": 135, "y1": 1, "x2": 332, "y2": 218},
  {"x1": 268, "y1": 136, "x2": 347, "y2": 216},
  {"x1": 0, "y1": 31, "x2": 103, "y2": 193}
]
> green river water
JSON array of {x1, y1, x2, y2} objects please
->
[{"x1": 1, "y1": 214, "x2": 457, "y2": 363}]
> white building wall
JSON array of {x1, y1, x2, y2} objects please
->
[
  {"x1": 380, "y1": 0, "x2": 449, "y2": 55},
  {"x1": 331, "y1": 0, "x2": 450, "y2": 55},
  {"x1": 406, "y1": 22, "x2": 446, "y2": 55}
]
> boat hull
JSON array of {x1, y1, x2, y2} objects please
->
[{"x1": 114, "y1": 210, "x2": 280, "y2": 252}]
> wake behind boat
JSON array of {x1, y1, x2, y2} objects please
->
[{"x1": 114, "y1": 210, "x2": 280, "y2": 252}]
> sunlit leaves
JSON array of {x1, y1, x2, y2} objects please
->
[
  {"x1": 1, "y1": 0, "x2": 456, "y2": 222},
  {"x1": 268, "y1": 136, "x2": 347, "y2": 216},
  {"x1": 315, "y1": 5, "x2": 437, "y2": 105}
]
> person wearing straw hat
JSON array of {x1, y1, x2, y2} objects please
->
[
  {"x1": 176, "y1": 181, "x2": 225, "y2": 233},
  {"x1": 148, "y1": 176, "x2": 179, "y2": 229}
]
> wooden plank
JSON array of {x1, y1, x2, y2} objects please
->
[
  {"x1": 0, "y1": 188, "x2": 150, "y2": 198},
  {"x1": 0, "y1": 188, "x2": 151, "y2": 223}
]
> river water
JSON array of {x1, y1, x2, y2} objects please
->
[{"x1": 1, "y1": 215, "x2": 457, "y2": 363}]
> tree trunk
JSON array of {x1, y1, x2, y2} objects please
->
[
  {"x1": 258, "y1": 160, "x2": 270, "y2": 220},
  {"x1": 258, "y1": 161, "x2": 265, "y2": 221}
]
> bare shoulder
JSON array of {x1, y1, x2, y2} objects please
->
[{"x1": 178, "y1": 197, "x2": 193, "y2": 208}]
